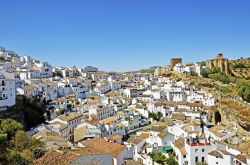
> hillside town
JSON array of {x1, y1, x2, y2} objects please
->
[{"x1": 0, "y1": 45, "x2": 249, "y2": 165}]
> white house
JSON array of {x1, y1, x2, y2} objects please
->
[
  {"x1": 207, "y1": 149, "x2": 233, "y2": 165},
  {"x1": 173, "y1": 63, "x2": 185, "y2": 72},
  {"x1": 89, "y1": 105, "x2": 115, "y2": 120},
  {"x1": 0, "y1": 70, "x2": 16, "y2": 107},
  {"x1": 204, "y1": 124, "x2": 237, "y2": 142},
  {"x1": 49, "y1": 112, "x2": 82, "y2": 141}
]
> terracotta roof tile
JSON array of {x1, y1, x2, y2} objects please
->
[{"x1": 83, "y1": 137, "x2": 126, "y2": 158}]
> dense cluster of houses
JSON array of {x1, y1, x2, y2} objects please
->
[{"x1": 0, "y1": 46, "x2": 249, "y2": 165}]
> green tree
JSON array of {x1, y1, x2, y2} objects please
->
[
  {"x1": 11, "y1": 130, "x2": 30, "y2": 151},
  {"x1": 0, "y1": 119, "x2": 23, "y2": 140},
  {"x1": 190, "y1": 71, "x2": 198, "y2": 76},
  {"x1": 243, "y1": 87, "x2": 250, "y2": 102},
  {"x1": 200, "y1": 70, "x2": 209, "y2": 78},
  {"x1": 149, "y1": 112, "x2": 163, "y2": 121},
  {"x1": 237, "y1": 84, "x2": 250, "y2": 102},
  {"x1": 53, "y1": 71, "x2": 63, "y2": 78},
  {"x1": 149, "y1": 151, "x2": 166, "y2": 164},
  {"x1": 0, "y1": 57, "x2": 5, "y2": 62},
  {"x1": 166, "y1": 154, "x2": 178, "y2": 165},
  {"x1": 0, "y1": 119, "x2": 44, "y2": 164},
  {"x1": 5, "y1": 96, "x2": 46, "y2": 130},
  {"x1": 6, "y1": 150, "x2": 30, "y2": 165},
  {"x1": 0, "y1": 133, "x2": 8, "y2": 161}
]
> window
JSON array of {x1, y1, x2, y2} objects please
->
[
  {"x1": 195, "y1": 157, "x2": 198, "y2": 162},
  {"x1": 216, "y1": 162, "x2": 218, "y2": 164},
  {"x1": 202, "y1": 148, "x2": 205, "y2": 152},
  {"x1": 202, "y1": 157, "x2": 205, "y2": 162},
  {"x1": 183, "y1": 155, "x2": 186, "y2": 158},
  {"x1": 195, "y1": 149, "x2": 198, "y2": 152}
]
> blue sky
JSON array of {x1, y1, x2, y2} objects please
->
[{"x1": 0, "y1": 0, "x2": 250, "y2": 71}]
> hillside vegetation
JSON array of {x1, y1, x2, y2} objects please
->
[
  {"x1": 0, "y1": 96, "x2": 47, "y2": 131},
  {"x1": 0, "y1": 119, "x2": 44, "y2": 164},
  {"x1": 230, "y1": 57, "x2": 250, "y2": 79}
]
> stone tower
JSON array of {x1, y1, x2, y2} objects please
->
[
  {"x1": 170, "y1": 58, "x2": 182, "y2": 70},
  {"x1": 206, "y1": 53, "x2": 230, "y2": 75}
]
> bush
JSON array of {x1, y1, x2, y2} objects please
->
[
  {"x1": 190, "y1": 71, "x2": 198, "y2": 76},
  {"x1": 237, "y1": 80, "x2": 250, "y2": 102},
  {"x1": 166, "y1": 153, "x2": 178, "y2": 165},
  {"x1": 149, "y1": 112, "x2": 163, "y2": 121},
  {"x1": 219, "y1": 87, "x2": 232, "y2": 94},
  {"x1": 208, "y1": 73, "x2": 230, "y2": 84},
  {"x1": 53, "y1": 71, "x2": 63, "y2": 78},
  {"x1": 233, "y1": 63, "x2": 247, "y2": 69},
  {"x1": 149, "y1": 151, "x2": 166, "y2": 164},
  {"x1": 200, "y1": 70, "x2": 210, "y2": 78}
]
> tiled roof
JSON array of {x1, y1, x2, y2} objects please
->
[
  {"x1": 208, "y1": 123, "x2": 236, "y2": 138},
  {"x1": 34, "y1": 148, "x2": 110, "y2": 165},
  {"x1": 100, "y1": 116, "x2": 117, "y2": 124},
  {"x1": 149, "y1": 125, "x2": 165, "y2": 132},
  {"x1": 58, "y1": 112, "x2": 82, "y2": 122},
  {"x1": 173, "y1": 137, "x2": 185, "y2": 149},
  {"x1": 49, "y1": 121, "x2": 67, "y2": 130},
  {"x1": 74, "y1": 126, "x2": 89, "y2": 143},
  {"x1": 140, "y1": 132, "x2": 150, "y2": 138},
  {"x1": 179, "y1": 147, "x2": 187, "y2": 155},
  {"x1": 237, "y1": 140, "x2": 250, "y2": 154},
  {"x1": 83, "y1": 137, "x2": 126, "y2": 158},
  {"x1": 127, "y1": 135, "x2": 146, "y2": 145},
  {"x1": 235, "y1": 154, "x2": 247, "y2": 164},
  {"x1": 21, "y1": 85, "x2": 36, "y2": 90},
  {"x1": 158, "y1": 130, "x2": 169, "y2": 138},
  {"x1": 33, "y1": 129, "x2": 65, "y2": 142},
  {"x1": 171, "y1": 113, "x2": 186, "y2": 121},
  {"x1": 107, "y1": 134, "x2": 123, "y2": 141},
  {"x1": 208, "y1": 150, "x2": 223, "y2": 158},
  {"x1": 84, "y1": 118, "x2": 100, "y2": 125}
]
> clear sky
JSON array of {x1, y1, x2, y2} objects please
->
[{"x1": 0, "y1": 0, "x2": 250, "y2": 71}]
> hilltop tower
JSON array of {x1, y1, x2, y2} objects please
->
[
  {"x1": 206, "y1": 53, "x2": 230, "y2": 75},
  {"x1": 170, "y1": 58, "x2": 182, "y2": 70}
]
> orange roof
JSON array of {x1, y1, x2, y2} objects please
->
[
  {"x1": 235, "y1": 154, "x2": 247, "y2": 164},
  {"x1": 83, "y1": 137, "x2": 126, "y2": 158},
  {"x1": 34, "y1": 148, "x2": 110, "y2": 165},
  {"x1": 140, "y1": 132, "x2": 150, "y2": 138},
  {"x1": 107, "y1": 134, "x2": 123, "y2": 141},
  {"x1": 100, "y1": 116, "x2": 117, "y2": 124},
  {"x1": 84, "y1": 118, "x2": 100, "y2": 125},
  {"x1": 172, "y1": 113, "x2": 186, "y2": 121}
]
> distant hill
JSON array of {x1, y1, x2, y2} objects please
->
[{"x1": 139, "y1": 66, "x2": 158, "y2": 74}]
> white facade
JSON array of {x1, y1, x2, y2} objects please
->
[
  {"x1": 207, "y1": 150, "x2": 233, "y2": 165},
  {"x1": 0, "y1": 71, "x2": 16, "y2": 107}
]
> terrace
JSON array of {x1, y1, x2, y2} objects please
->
[{"x1": 186, "y1": 138, "x2": 211, "y2": 146}]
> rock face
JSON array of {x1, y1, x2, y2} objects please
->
[
  {"x1": 206, "y1": 99, "x2": 250, "y2": 132},
  {"x1": 218, "y1": 99, "x2": 250, "y2": 132}
]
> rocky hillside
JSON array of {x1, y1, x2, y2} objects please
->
[
  {"x1": 230, "y1": 57, "x2": 250, "y2": 79},
  {"x1": 170, "y1": 71, "x2": 250, "y2": 133}
]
